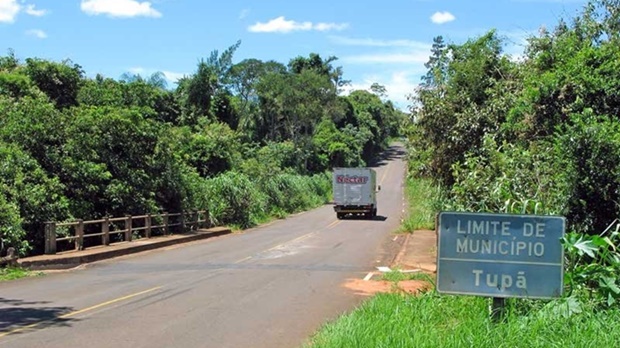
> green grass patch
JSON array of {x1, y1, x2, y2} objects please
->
[
  {"x1": 381, "y1": 269, "x2": 435, "y2": 284},
  {"x1": 399, "y1": 177, "x2": 440, "y2": 232},
  {"x1": 306, "y1": 292, "x2": 620, "y2": 348},
  {"x1": 0, "y1": 267, "x2": 41, "y2": 282}
]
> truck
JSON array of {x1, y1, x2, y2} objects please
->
[{"x1": 332, "y1": 167, "x2": 380, "y2": 219}]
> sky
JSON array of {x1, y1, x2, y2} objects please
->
[{"x1": 0, "y1": 0, "x2": 589, "y2": 111}]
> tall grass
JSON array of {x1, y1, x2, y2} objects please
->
[
  {"x1": 195, "y1": 171, "x2": 331, "y2": 229},
  {"x1": 400, "y1": 177, "x2": 442, "y2": 232},
  {"x1": 307, "y1": 292, "x2": 620, "y2": 348}
]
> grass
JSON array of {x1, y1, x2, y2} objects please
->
[
  {"x1": 399, "y1": 177, "x2": 440, "y2": 233},
  {"x1": 306, "y1": 292, "x2": 620, "y2": 348},
  {"x1": 0, "y1": 266, "x2": 41, "y2": 282},
  {"x1": 381, "y1": 269, "x2": 435, "y2": 284}
]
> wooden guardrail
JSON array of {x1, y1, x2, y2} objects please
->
[{"x1": 44, "y1": 210, "x2": 210, "y2": 255}]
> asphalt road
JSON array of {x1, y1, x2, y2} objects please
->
[{"x1": 0, "y1": 144, "x2": 407, "y2": 348}]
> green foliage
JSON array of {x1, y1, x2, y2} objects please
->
[
  {"x1": 0, "y1": 45, "x2": 397, "y2": 255},
  {"x1": 0, "y1": 191, "x2": 24, "y2": 255},
  {"x1": 177, "y1": 121, "x2": 242, "y2": 178},
  {"x1": 563, "y1": 221, "x2": 620, "y2": 308},
  {"x1": 557, "y1": 115, "x2": 620, "y2": 234},
  {"x1": 259, "y1": 172, "x2": 330, "y2": 217},
  {"x1": 312, "y1": 118, "x2": 365, "y2": 171},
  {"x1": 0, "y1": 94, "x2": 66, "y2": 173},
  {"x1": 23, "y1": 58, "x2": 83, "y2": 109},
  {"x1": 400, "y1": 177, "x2": 442, "y2": 232},
  {"x1": 239, "y1": 141, "x2": 299, "y2": 178},
  {"x1": 60, "y1": 106, "x2": 163, "y2": 218},
  {"x1": 409, "y1": 30, "x2": 514, "y2": 186},
  {"x1": 405, "y1": 0, "x2": 620, "y2": 311},
  {"x1": 0, "y1": 71, "x2": 34, "y2": 99},
  {"x1": 199, "y1": 171, "x2": 267, "y2": 228},
  {"x1": 0, "y1": 267, "x2": 42, "y2": 282},
  {"x1": 449, "y1": 136, "x2": 572, "y2": 215},
  {"x1": 0, "y1": 142, "x2": 70, "y2": 255}
]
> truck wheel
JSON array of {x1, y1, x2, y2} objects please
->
[{"x1": 337, "y1": 213, "x2": 344, "y2": 219}]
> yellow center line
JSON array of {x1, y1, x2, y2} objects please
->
[
  {"x1": 0, "y1": 286, "x2": 162, "y2": 338},
  {"x1": 325, "y1": 220, "x2": 340, "y2": 229},
  {"x1": 327, "y1": 220, "x2": 342, "y2": 229},
  {"x1": 380, "y1": 164, "x2": 391, "y2": 186},
  {"x1": 234, "y1": 256, "x2": 253, "y2": 264}
]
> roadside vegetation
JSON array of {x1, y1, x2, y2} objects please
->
[
  {"x1": 0, "y1": 46, "x2": 404, "y2": 258},
  {"x1": 307, "y1": 292, "x2": 620, "y2": 348},
  {"x1": 308, "y1": 0, "x2": 620, "y2": 346},
  {"x1": 0, "y1": 267, "x2": 41, "y2": 282},
  {"x1": 399, "y1": 177, "x2": 441, "y2": 232}
]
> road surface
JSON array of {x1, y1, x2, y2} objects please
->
[{"x1": 0, "y1": 144, "x2": 407, "y2": 348}]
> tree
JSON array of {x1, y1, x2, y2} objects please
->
[
  {"x1": 288, "y1": 53, "x2": 350, "y2": 89},
  {"x1": 421, "y1": 36, "x2": 449, "y2": 88},
  {"x1": 176, "y1": 41, "x2": 242, "y2": 125},
  {"x1": 24, "y1": 58, "x2": 84, "y2": 109},
  {"x1": 370, "y1": 83, "x2": 387, "y2": 99}
]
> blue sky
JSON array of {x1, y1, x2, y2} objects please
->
[{"x1": 1, "y1": 0, "x2": 588, "y2": 110}]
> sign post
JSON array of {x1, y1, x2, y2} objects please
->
[{"x1": 436, "y1": 211, "x2": 566, "y2": 319}]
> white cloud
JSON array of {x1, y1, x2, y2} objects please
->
[
  {"x1": 25, "y1": 4, "x2": 47, "y2": 16},
  {"x1": 128, "y1": 67, "x2": 145, "y2": 74},
  {"x1": 342, "y1": 52, "x2": 430, "y2": 64},
  {"x1": 0, "y1": 0, "x2": 20, "y2": 23},
  {"x1": 430, "y1": 11, "x2": 455, "y2": 24},
  {"x1": 81, "y1": 0, "x2": 162, "y2": 18},
  {"x1": 342, "y1": 70, "x2": 421, "y2": 111},
  {"x1": 248, "y1": 16, "x2": 348, "y2": 33},
  {"x1": 239, "y1": 8, "x2": 250, "y2": 20},
  {"x1": 127, "y1": 67, "x2": 186, "y2": 85},
  {"x1": 162, "y1": 70, "x2": 186, "y2": 83},
  {"x1": 338, "y1": 36, "x2": 431, "y2": 108},
  {"x1": 25, "y1": 29, "x2": 47, "y2": 39},
  {"x1": 329, "y1": 36, "x2": 431, "y2": 49}
]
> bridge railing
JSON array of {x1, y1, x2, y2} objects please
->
[{"x1": 44, "y1": 210, "x2": 210, "y2": 255}]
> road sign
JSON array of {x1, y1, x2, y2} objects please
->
[{"x1": 436, "y1": 211, "x2": 566, "y2": 299}]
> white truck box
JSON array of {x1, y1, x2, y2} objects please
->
[{"x1": 332, "y1": 167, "x2": 379, "y2": 219}]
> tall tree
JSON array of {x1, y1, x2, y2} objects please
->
[
  {"x1": 24, "y1": 58, "x2": 84, "y2": 109},
  {"x1": 421, "y1": 36, "x2": 448, "y2": 88}
]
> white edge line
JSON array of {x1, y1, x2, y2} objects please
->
[{"x1": 363, "y1": 272, "x2": 374, "y2": 281}]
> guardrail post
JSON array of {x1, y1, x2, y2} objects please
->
[
  {"x1": 146, "y1": 213, "x2": 152, "y2": 238},
  {"x1": 76, "y1": 219, "x2": 84, "y2": 251},
  {"x1": 125, "y1": 215, "x2": 133, "y2": 242},
  {"x1": 193, "y1": 210, "x2": 199, "y2": 230},
  {"x1": 6, "y1": 247, "x2": 16, "y2": 266},
  {"x1": 102, "y1": 217, "x2": 110, "y2": 246},
  {"x1": 45, "y1": 222, "x2": 57, "y2": 254},
  {"x1": 163, "y1": 212, "x2": 169, "y2": 235},
  {"x1": 180, "y1": 211, "x2": 186, "y2": 233}
]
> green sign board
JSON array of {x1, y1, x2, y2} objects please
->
[{"x1": 437, "y1": 211, "x2": 566, "y2": 299}]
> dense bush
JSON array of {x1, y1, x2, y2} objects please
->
[
  {"x1": 406, "y1": 0, "x2": 620, "y2": 306},
  {"x1": 0, "y1": 47, "x2": 403, "y2": 255},
  {"x1": 0, "y1": 142, "x2": 70, "y2": 255}
]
